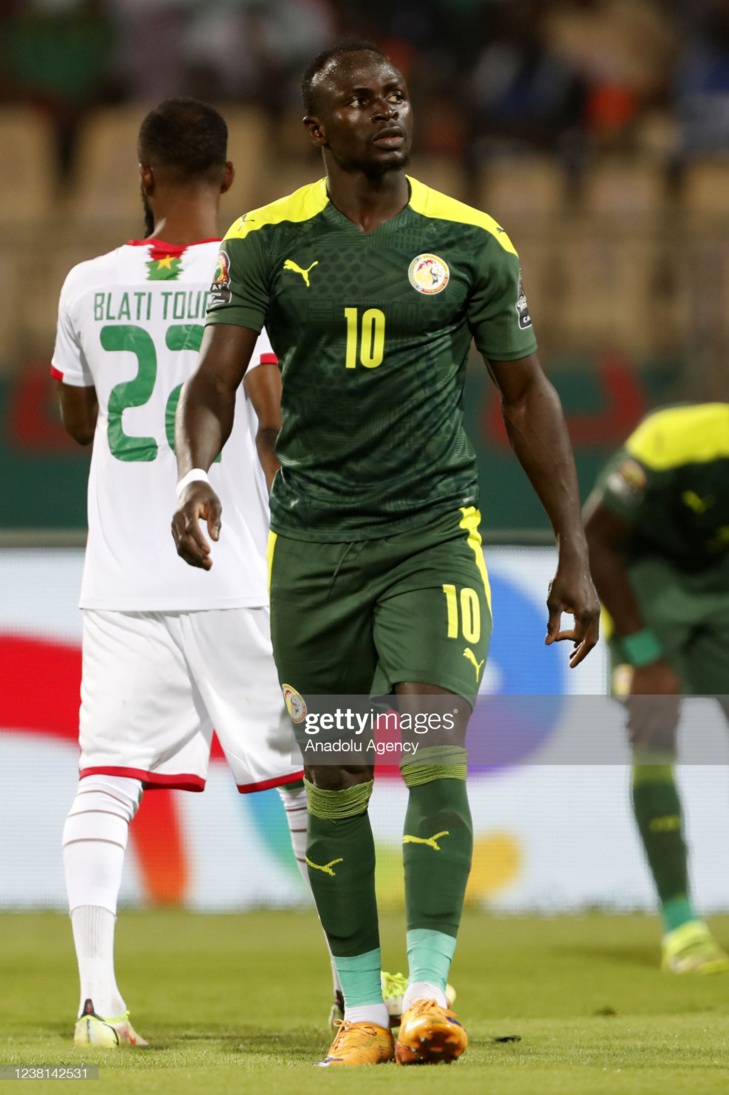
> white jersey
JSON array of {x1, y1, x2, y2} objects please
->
[{"x1": 52, "y1": 238, "x2": 273, "y2": 610}]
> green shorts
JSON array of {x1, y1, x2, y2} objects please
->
[
  {"x1": 268, "y1": 506, "x2": 492, "y2": 707},
  {"x1": 609, "y1": 554, "x2": 729, "y2": 695}
]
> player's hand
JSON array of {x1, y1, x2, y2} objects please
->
[
  {"x1": 545, "y1": 557, "x2": 600, "y2": 667},
  {"x1": 171, "y1": 482, "x2": 222, "y2": 570}
]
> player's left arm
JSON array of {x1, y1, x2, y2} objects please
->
[
  {"x1": 57, "y1": 382, "x2": 98, "y2": 446},
  {"x1": 244, "y1": 362, "x2": 282, "y2": 492},
  {"x1": 489, "y1": 352, "x2": 600, "y2": 666}
]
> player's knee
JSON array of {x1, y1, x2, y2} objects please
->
[
  {"x1": 64, "y1": 774, "x2": 143, "y2": 835},
  {"x1": 304, "y1": 775, "x2": 374, "y2": 819},
  {"x1": 303, "y1": 765, "x2": 373, "y2": 792},
  {"x1": 62, "y1": 777, "x2": 142, "y2": 851},
  {"x1": 401, "y1": 745, "x2": 468, "y2": 787},
  {"x1": 625, "y1": 698, "x2": 680, "y2": 753}
]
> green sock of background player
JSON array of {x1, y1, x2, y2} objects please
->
[
  {"x1": 304, "y1": 779, "x2": 387, "y2": 1025},
  {"x1": 632, "y1": 763, "x2": 696, "y2": 932},
  {"x1": 400, "y1": 747, "x2": 472, "y2": 1005}
]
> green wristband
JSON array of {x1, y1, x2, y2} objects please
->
[{"x1": 622, "y1": 628, "x2": 663, "y2": 668}]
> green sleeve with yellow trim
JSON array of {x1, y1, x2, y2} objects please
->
[
  {"x1": 467, "y1": 237, "x2": 538, "y2": 362},
  {"x1": 205, "y1": 227, "x2": 269, "y2": 332}
]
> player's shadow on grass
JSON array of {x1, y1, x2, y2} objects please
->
[
  {"x1": 558, "y1": 945, "x2": 658, "y2": 969},
  {"x1": 175, "y1": 1027, "x2": 321, "y2": 1060}
]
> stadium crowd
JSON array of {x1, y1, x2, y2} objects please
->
[{"x1": 4, "y1": 0, "x2": 729, "y2": 180}]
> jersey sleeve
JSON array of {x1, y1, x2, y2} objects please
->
[
  {"x1": 205, "y1": 226, "x2": 269, "y2": 332},
  {"x1": 467, "y1": 236, "x2": 538, "y2": 362},
  {"x1": 50, "y1": 268, "x2": 94, "y2": 387},
  {"x1": 247, "y1": 326, "x2": 278, "y2": 373},
  {"x1": 590, "y1": 446, "x2": 654, "y2": 523}
]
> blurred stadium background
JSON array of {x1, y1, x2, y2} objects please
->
[{"x1": 3, "y1": 0, "x2": 729, "y2": 921}]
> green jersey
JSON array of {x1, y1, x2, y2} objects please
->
[
  {"x1": 591, "y1": 403, "x2": 729, "y2": 573},
  {"x1": 207, "y1": 176, "x2": 537, "y2": 541}
]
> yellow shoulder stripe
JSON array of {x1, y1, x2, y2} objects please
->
[
  {"x1": 626, "y1": 404, "x2": 729, "y2": 470},
  {"x1": 223, "y1": 178, "x2": 329, "y2": 241},
  {"x1": 407, "y1": 176, "x2": 518, "y2": 256}
]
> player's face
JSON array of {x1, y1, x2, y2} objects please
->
[{"x1": 307, "y1": 53, "x2": 413, "y2": 176}]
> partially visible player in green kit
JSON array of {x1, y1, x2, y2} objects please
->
[
  {"x1": 172, "y1": 40, "x2": 599, "y2": 1066},
  {"x1": 585, "y1": 403, "x2": 729, "y2": 975}
]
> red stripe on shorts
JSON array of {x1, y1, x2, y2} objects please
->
[
  {"x1": 80, "y1": 766, "x2": 206, "y2": 792},
  {"x1": 237, "y1": 770, "x2": 305, "y2": 794}
]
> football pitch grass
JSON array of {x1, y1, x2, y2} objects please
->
[{"x1": 1, "y1": 910, "x2": 729, "y2": 1094}]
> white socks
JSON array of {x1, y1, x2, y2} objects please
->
[
  {"x1": 62, "y1": 775, "x2": 142, "y2": 1018},
  {"x1": 402, "y1": 980, "x2": 448, "y2": 1010},
  {"x1": 70, "y1": 906, "x2": 126, "y2": 1019},
  {"x1": 277, "y1": 784, "x2": 342, "y2": 998},
  {"x1": 344, "y1": 1003, "x2": 390, "y2": 1029},
  {"x1": 277, "y1": 784, "x2": 309, "y2": 885}
]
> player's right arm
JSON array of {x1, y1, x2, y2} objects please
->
[
  {"x1": 583, "y1": 455, "x2": 681, "y2": 697},
  {"x1": 172, "y1": 323, "x2": 259, "y2": 570}
]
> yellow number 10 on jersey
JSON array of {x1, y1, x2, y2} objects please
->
[{"x1": 344, "y1": 307, "x2": 386, "y2": 368}]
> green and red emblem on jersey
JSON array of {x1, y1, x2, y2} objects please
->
[
  {"x1": 282, "y1": 684, "x2": 307, "y2": 724},
  {"x1": 620, "y1": 459, "x2": 647, "y2": 490},
  {"x1": 209, "y1": 250, "x2": 232, "y2": 306},
  {"x1": 408, "y1": 253, "x2": 450, "y2": 295},
  {"x1": 607, "y1": 458, "x2": 648, "y2": 499},
  {"x1": 145, "y1": 242, "x2": 185, "y2": 281}
]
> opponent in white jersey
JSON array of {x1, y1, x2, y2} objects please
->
[
  {"x1": 52, "y1": 236, "x2": 272, "y2": 612},
  {"x1": 53, "y1": 99, "x2": 307, "y2": 1049}
]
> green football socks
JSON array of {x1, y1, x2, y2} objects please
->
[
  {"x1": 304, "y1": 778, "x2": 382, "y2": 1006},
  {"x1": 400, "y1": 747, "x2": 472, "y2": 989},
  {"x1": 632, "y1": 763, "x2": 696, "y2": 931}
]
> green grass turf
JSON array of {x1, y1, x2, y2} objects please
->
[{"x1": 1, "y1": 909, "x2": 728, "y2": 1094}]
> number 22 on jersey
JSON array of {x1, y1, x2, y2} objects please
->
[{"x1": 102, "y1": 323, "x2": 214, "y2": 462}]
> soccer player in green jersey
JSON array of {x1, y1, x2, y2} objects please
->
[
  {"x1": 173, "y1": 40, "x2": 599, "y2": 1066},
  {"x1": 585, "y1": 403, "x2": 729, "y2": 975}
]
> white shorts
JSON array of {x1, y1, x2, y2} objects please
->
[{"x1": 78, "y1": 608, "x2": 304, "y2": 792}]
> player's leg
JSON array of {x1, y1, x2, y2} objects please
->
[
  {"x1": 372, "y1": 506, "x2": 491, "y2": 1063},
  {"x1": 667, "y1": 600, "x2": 729, "y2": 972},
  {"x1": 179, "y1": 606, "x2": 347, "y2": 1011},
  {"x1": 63, "y1": 773, "x2": 145, "y2": 1046},
  {"x1": 618, "y1": 559, "x2": 726, "y2": 970},
  {"x1": 394, "y1": 685, "x2": 472, "y2": 1064},
  {"x1": 277, "y1": 774, "x2": 404, "y2": 1032},
  {"x1": 275, "y1": 779, "x2": 344, "y2": 1023},
  {"x1": 67, "y1": 610, "x2": 212, "y2": 1044},
  {"x1": 269, "y1": 534, "x2": 394, "y2": 1065}
]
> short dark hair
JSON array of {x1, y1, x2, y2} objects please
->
[
  {"x1": 138, "y1": 98, "x2": 227, "y2": 179},
  {"x1": 301, "y1": 39, "x2": 389, "y2": 114}
]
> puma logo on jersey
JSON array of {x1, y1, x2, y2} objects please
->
[
  {"x1": 403, "y1": 830, "x2": 449, "y2": 851},
  {"x1": 305, "y1": 856, "x2": 343, "y2": 876},
  {"x1": 463, "y1": 647, "x2": 485, "y2": 681},
  {"x1": 283, "y1": 259, "x2": 318, "y2": 286}
]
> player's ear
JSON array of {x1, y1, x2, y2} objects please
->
[
  {"x1": 139, "y1": 164, "x2": 154, "y2": 196},
  {"x1": 221, "y1": 162, "x2": 234, "y2": 194},
  {"x1": 304, "y1": 114, "x2": 326, "y2": 147}
]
